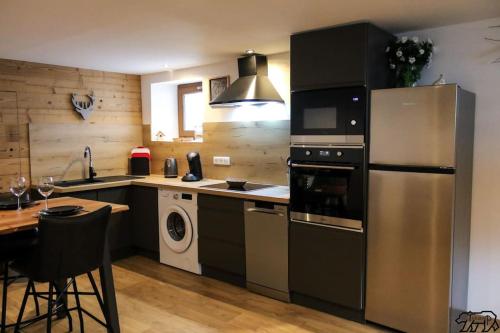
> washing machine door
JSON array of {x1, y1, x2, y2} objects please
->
[{"x1": 160, "y1": 205, "x2": 193, "y2": 253}]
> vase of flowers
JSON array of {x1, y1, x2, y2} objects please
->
[{"x1": 386, "y1": 36, "x2": 434, "y2": 87}]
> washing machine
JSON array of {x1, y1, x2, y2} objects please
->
[{"x1": 158, "y1": 189, "x2": 201, "y2": 274}]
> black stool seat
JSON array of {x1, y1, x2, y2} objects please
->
[{"x1": 13, "y1": 205, "x2": 112, "y2": 333}]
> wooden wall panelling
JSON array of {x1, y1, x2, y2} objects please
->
[
  {"x1": 29, "y1": 123, "x2": 143, "y2": 181},
  {"x1": 144, "y1": 120, "x2": 290, "y2": 185},
  {"x1": 201, "y1": 121, "x2": 290, "y2": 185},
  {"x1": 143, "y1": 126, "x2": 203, "y2": 177},
  {"x1": 0, "y1": 58, "x2": 143, "y2": 187},
  {"x1": 0, "y1": 91, "x2": 30, "y2": 192}
]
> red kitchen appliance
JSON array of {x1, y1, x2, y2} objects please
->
[{"x1": 130, "y1": 146, "x2": 151, "y2": 175}]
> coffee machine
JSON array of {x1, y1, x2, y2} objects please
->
[{"x1": 182, "y1": 152, "x2": 203, "y2": 182}]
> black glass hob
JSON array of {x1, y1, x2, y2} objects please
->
[{"x1": 201, "y1": 183, "x2": 275, "y2": 192}]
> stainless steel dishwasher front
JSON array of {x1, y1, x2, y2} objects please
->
[{"x1": 244, "y1": 201, "x2": 290, "y2": 302}]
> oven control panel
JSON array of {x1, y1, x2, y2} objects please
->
[{"x1": 291, "y1": 146, "x2": 364, "y2": 163}]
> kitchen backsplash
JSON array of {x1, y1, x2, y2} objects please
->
[{"x1": 144, "y1": 120, "x2": 290, "y2": 185}]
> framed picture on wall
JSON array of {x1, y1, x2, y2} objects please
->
[{"x1": 209, "y1": 76, "x2": 230, "y2": 101}]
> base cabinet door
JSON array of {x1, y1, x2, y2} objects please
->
[
  {"x1": 97, "y1": 187, "x2": 132, "y2": 260},
  {"x1": 130, "y1": 186, "x2": 159, "y2": 257},
  {"x1": 57, "y1": 188, "x2": 132, "y2": 261},
  {"x1": 289, "y1": 221, "x2": 364, "y2": 310},
  {"x1": 64, "y1": 190, "x2": 98, "y2": 201},
  {"x1": 198, "y1": 238, "x2": 245, "y2": 276},
  {"x1": 198, "y1": 194, "x2": 245, "y2": 285}
]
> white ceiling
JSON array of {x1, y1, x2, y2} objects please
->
[{"x1": 1, "y1": 0, "x2": 499, "y2": 74}]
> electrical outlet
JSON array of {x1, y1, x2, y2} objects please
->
[{"x1": 213, "y1": 156, "x2": 231, "y2": 166}]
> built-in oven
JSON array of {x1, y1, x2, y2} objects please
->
[
  {"x1": 289, "y1": 145, "x2": 365, "y2": 231},
  {"x1": 290, "y1": 86, "x2": 366, "y2": 145}
]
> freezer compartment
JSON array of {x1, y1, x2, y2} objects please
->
[
  {"x1": 366, "y1": 169, "x2": 454, "y2": 333},
  {"x1": 370, "y1": 85, "x2": 458, "y2": 167}
]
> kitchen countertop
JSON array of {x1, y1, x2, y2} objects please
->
[
  {"x1": 52, "y1": 175, "x2": 290, "y2": 204},
  {"x1": 0, "y1": 197, "x2": 129, "y2": 235}
]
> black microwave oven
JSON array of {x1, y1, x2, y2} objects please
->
[{"x1": 290, "y1": 86, "x2": 366, "y2": 145}]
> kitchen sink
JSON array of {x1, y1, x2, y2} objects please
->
[{"x1": 54, "y1": 175, "x2": 145, "y2": 187}]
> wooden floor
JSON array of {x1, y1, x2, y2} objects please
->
[{"x1": 2, "y1": 256, "x2": 389, "y2": 333}]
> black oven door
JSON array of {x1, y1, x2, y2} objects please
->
[
  {"x1": 290, "y1": 86, "x2": 366, "y2": 140},
  {"x1": 290, "y1": 162, "x2": 364, "y2": 230}
]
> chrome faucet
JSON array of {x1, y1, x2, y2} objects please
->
[{"x1": 84, "y1": 146, "x2": 97, "y2": 181}]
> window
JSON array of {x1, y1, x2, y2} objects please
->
[{"x1": 177, "y1": 82, "x2": 203, "y2": 137}]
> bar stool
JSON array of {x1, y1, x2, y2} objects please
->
[
  {"x1": 0, "y1": 229, "x2": 40, "y2": 333},
  {"x1": 13, "y1": 205, "x2": 112, "y2": 333}
]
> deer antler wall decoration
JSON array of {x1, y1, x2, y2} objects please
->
[
  {"x1": 71, "y1": 91, "x2": 96, "y2": 120},
  {"x1": 485, "y1": 25, "x2": 500, "y2": 64}
]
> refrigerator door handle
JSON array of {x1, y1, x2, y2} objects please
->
[{"x1": 369, "y1": 163, "x2": 455, "y2": 174}]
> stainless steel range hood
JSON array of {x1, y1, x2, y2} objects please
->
[{"x1": 209, "y1": 54, "x2": 284, "y2": 107}]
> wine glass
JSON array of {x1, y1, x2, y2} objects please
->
[
  {"x1": 9, "y1": 176, "x2": 27, "y2": 211},
  {"x1": 37, "y1": 176, "x2": 54, "y2": 211}
]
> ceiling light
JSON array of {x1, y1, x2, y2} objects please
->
[{"x1": 245, "y1": 49, "x2": 255, "y2": 55}]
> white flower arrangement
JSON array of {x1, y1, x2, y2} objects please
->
[{"x1": 386, "y1": 36, "x2": 434, "y2": 87}]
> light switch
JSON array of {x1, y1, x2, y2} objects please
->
[{"x1": 213, "y1": 156, "x2": 231, "y2": 166}]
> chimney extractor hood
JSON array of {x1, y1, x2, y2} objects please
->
[{"x1": 209, "y1": 54, "x2": 284, "y2": 107}]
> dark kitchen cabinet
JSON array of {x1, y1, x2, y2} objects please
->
[
  {"x1": 57, "y1": 187, "x2": 132, "y2": 260},
  {"x1": 97, "y1": 187, "x2": 133, "y2": 260},
  {"x1": 51, "y1": 187, "x2": 132, "y2": 260},
  {"x1": 198, "y1": 194, "x2": 246, "y2": 286},
  {"x1": 61, "y1": 190, "x2": 97, "y2": 201},
  {"x1": 290, "y1": 22, "x2": 394, "y2": 91},
  {"x1": 130, "y1": 186, "x2": 159, "y2": 259},
  {"x1": 289, "y1": 221, "x2": 365, "y2": 321}
]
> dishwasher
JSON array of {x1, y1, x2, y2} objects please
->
[{"x1": 244, "y1": 201, "x2": 289, "y2": 302}]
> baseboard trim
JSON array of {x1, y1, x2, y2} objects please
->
[
  {"x1": 133, "y1": 248, "x2": 160, "y2": 261},
  {"x1": 291, "y1": 292, "x2": 365, "y2": 323},
  {"x1": 110, "y1": 247, "x2": 135, "y2": 261},
  {"x1": 201, "y1": 265, "x2": 245, "y2": 287}
]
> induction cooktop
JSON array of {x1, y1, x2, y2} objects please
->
[{"x1": 201, "y1": 183, "x2": 275, "y2": 192}]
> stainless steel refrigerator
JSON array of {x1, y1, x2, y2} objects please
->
[{"x1": 365, "y1": 85, "x2": 475, "y2": 333}]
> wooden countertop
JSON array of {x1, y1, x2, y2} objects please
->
[
  {"x1": 53, "y1": 175, "x2": 290, "y2": 204},
  {"x1": 0, "y1": 197, "x2": 129, "y2": 235},
  {"x1": 135, "y1": 176, "x2": 290, "y2": 204}
]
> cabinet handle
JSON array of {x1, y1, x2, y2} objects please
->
[
  {"x1": 246, "y1": 207, "x2": 285, "y2": 217},
  {"x1": 291, "y1": 219, "x2": 364, "y2": 233},
  {"x1": 291, "y1": 163, "x2": 355, "y2": 170}
]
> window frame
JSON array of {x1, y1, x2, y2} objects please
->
[{"x1": 177, "y1": 82, "x2": 203, "y2": 138}]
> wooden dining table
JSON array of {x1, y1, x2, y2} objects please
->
[{"x1": 0, "y1": 196, "x2": 129, "y2": 333}]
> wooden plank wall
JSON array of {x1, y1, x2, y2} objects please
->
[
  {"x1": 145, "y1": 120, "x2": 290, "y2": 185},
  {"x1": 0, "y1": 59, "x2": 142, "y2": 191},
  {"x1": 0, "y1": 91, "x2": 30, "y2": 192}
]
